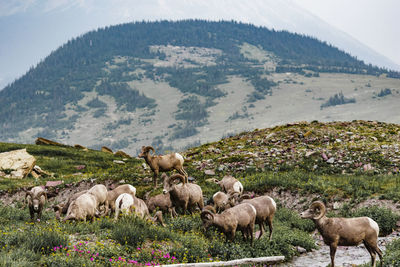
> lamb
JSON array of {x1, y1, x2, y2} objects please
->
[
  {"x1": 237, "y1": 194, "x2": 276, "y2": 240},
  {"x1": 53, "y1": 190, "x2": 88, "y2": 220},
  {"x1": 201, "y1": 202, "x2": 257, "y2": 244},
  {"x1": 139, "y1": 146, "x2": 187, "y2": 187},
  {"x1": 114, "y1": 193, "x2": 165, "y2": 226},
  {"x1": 88, "y1": 184, "x2": 108, "y2": 216},
  {"x1": 63, "y1": 193, "x2": 99, "y2": 222},
  {"x1": 26, "y1": 186, "x2": 47, "y2": 221},
  {"x1": 213, "y1": 175, "x2": 243, "y2": 195},
  {"x1": 106, "y1": 184, "x2": 136, "y2": 214},
  {"x1": 300, "y1": 201, "x2": 383, "y2": 267},
  {"x1": 162, "y1": 173, "x2": 204, "y2": 215},
  {"x1": 212, "y1": 191, "x2": 236, "y2": 213},
  {"x1": 144, "y1": 190, "x2": 177, "y2": 218}
]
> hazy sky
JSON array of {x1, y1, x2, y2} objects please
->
[
  {"x1": 293, "y1": 0, "x2": 400, "y2": 67},
  {"x1": 0, "y1": 0, "x2": 399, "y2": 89}
]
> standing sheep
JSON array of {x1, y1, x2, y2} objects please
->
[
  {"x1": 162, "y1": 173, "x2": 203, "y2": 215},
  {"x1": 26, "y1": 186, "x2": 47, "y2": 221},
  {"x1": 213, "y1": 175, "x2": 243, "y2": 195},
  {"x1": 300, "y1": 201, "x2": 383, "y2": 267},
  {"x1": 139, "y1": 146, "x2": 187, "y2": 187},
  {"x1": 106, "y1": 184, "x2": 136, "y2": 215},
  {"x1": 88, "y1": 184, "x2": 108, "y2": 216},
  {"x1": 53, "y1": 190, "x2": 87, "y2": 220},
  {"x1": 64, "y1": 193, "x2": 98, "y2": 222},
  {"x1": 201, "y1": 202, "x2": 257, "y2": 244},
  {"x1": 144, "y1": 190, "x2": 178, "y2": 218}
]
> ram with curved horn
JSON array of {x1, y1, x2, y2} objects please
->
[
  {"x1": 26, "y1": 186, "x2": 47, "y2": 221},
  {"x1": 139, "y1": 146, "x2": 188, "y2": 187},
  {"x1": 300, "y1": 201, "x2": 383, "y2": 267},
  {"x1": 162, "y1": 173, "x2": 203, "y2": 215}
]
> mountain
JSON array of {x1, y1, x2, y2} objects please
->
[
  {"x1": 1, "y1": 0, "x2": 399, "y2": 90},
  {"x1": 0, "y1": 20, "x2": 399, "y2": 154}
]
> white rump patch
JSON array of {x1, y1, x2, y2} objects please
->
[
  {"x1": 233, "y1": 181, "x2": 243, "y2": 194},
  {"x1": 175, "y1": 153, "x2": 184, "y2": 164},
  {"x1": 269, "y1": 197, "x2": 277, "y2": 210},
  {"x1": 128, "y1": 185, "x2": 137, "y2": 196},
  {"x1": 213, "y1": 192, "x2": 221, "y2": 199},
  {"x1": 368, "y1": 217, "x2": 380, "y2": 236},
  {"x1": 249, "y1": 203, "x2": 257, "y2": 215}
]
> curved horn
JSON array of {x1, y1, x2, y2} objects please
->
[
  {"x1": 26, "y1": 191, "x2": 34, "y2": 199},
  {"x1": 147, "y1": 146, "x2": 155, "y2": 154},
  {"x1": 310, "y1": 201, "x2": 326, "y2": 220},
  {"x1": 169, "y1": 174, "x2": 186, "y2": 185},
  {"x1": 200, "y1": 210, "x2": 214, "y2": 221},
  {"x1": 239, "y1": 193, "x2": 252, "y2": 201},
  {"x1": 37, "y1": 191, "x2": 47, "y2": 200}
]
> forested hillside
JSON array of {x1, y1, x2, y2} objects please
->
[{"x1": 1, "y1": 20, "x2": 399, "y2": 153}]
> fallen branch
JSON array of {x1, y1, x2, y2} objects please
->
[{"x1": 163, "y1": 256, "x2": 285, "y2": 266}]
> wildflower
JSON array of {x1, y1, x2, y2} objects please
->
[{"x1": 90, "y1": 257, "x2": 94, "y2": 261}]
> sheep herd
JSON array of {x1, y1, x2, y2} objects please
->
[{"x1": 24, "y1": 146, "x2": 383, "y2": 267}]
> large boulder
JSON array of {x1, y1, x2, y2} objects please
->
[{"x1": 0, "y1": 149, "x2": 36, "y2": 179}]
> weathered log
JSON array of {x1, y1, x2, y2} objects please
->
[{"x1": 163, "y1": 256, "x2": 285, "y2": 266}]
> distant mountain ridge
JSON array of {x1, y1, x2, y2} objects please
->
[{"x1": 1, "y1": 20, "x2": 399, "y2": 154}]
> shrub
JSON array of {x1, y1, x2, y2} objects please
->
[
  {"x1": 25, "y1": 228, "x2": 68, "y2": 254},
  {"x1": 383, "y1": 238, "x2": 400, "y2": 266},
  {"x1": 275, "y1": 207, "x2": 315, "y2": 232},
  {"x1": 353, "y1": 206, "x2": 399, "y2": 236},
  {"x1": 168, "y1": 215, "x2": 203, "y2": 233},
  {"x1": 320, "y1": 91, "x2": 356, "y2": 109}
]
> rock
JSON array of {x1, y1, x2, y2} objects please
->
[
  {"x1": 321, "y1": 153, "x2": 328, "y2": 161},
  {"x1": 35, "y1": 137, "x2": 69, "y2": 147},
  {"x1": 305, "y1": 151, "x2": 316, "y2": 157},
  {"x1": 0, "y1": 149, "x2": 36, "y2": 179},
  {"x1": 45, "y1": 180, "x2": 63, "y2": 187},
  {"x1": 363, "y1": 163, "x2": 374, "y2": 171},
  {"x1": 142, "y1": 163, "x2": 148, "y2": 170},
  {"x1": 101, "y1": 146, "x2": 113, "y2": 154},
  {"x1": 115, "y1": 150, "x2": 131, "y2": 158},
  {"x1": 296, "y1": 246, "x2": 307, "y2": 254},
  {"x1": 326, "y1": 157, "x2": 335, "y2": 164},
  {"x1": 32, "y1": 165, "x2": 52, "y2": 177},
  {"x1": 204, "y1": 169, "x2": 215, "y2": 176},
  {"x1": 113, "y1": 160, "x2": 125, "y2": 164},
  {"x1": 333, "y1": 202, "x2": 341, "y2": 210},
  {"x1": 74, "y1": 144, "x2": 88, "y2": 151}
]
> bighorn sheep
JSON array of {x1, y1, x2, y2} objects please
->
[
  {"x1": 63, "y1": 193, "x2": 99, "y2": 222},
  {"x1": 106, "y1": 184, "x2": 136, "y2": 215},
  {"x1": 237, "y1": 194, "x2": 276, "y2": 240},
  {"x1": 26, "y1": 186, "x2": 47, "y2": 221},
  {"x1": 213, "y1": 175, "x2": 243, "y2": 195},
  {"x1": 139, "y1": 146, "x2": 187, "y2": 187},
  {"x1": 144, "y1": 190, "x2": 177, "y2": 218},
  {"x1": 88, "y1": 184, "x2": 108, "y2": 216},
  {"x1": 114, "y1": 193, "x2": 165, "y2": 226},
  {"x1": 201, "y1": 202, "x2": 257, "y2": 244},
  {"x1": 300, "y1": 201, "x2": 383, "y2": 267},
  {"x1": 212, "y1": 191, "x2": 236, "y2": 213},
  {"x1": 162, "y1": 173, "x2": 203, "y2": 215},
  {"x1": 53, "y1": 190, "x2": 87, "y2": 220}
]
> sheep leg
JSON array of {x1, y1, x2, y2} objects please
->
[
  {"x1": 364, "y1": 242, "x2": 377, "y2": 267},
  {"x1": 266, "y1": 217, "x2": 274, "y2": 241},
  {"x1": 249, "y1": 224, "x2": 254, "y2": 245},
  {"x1": 258, "y1": 223, "x2": 264, "y2": 239},
  {"x1": 29, "y1": 206, "x2": 35, "y2": 221},
  {"x1": 153, "y1": 170, "x2": 159, "y2": 187},
  {"x1": 329, "y1": 244, "x2": 337, "y2": 267}
]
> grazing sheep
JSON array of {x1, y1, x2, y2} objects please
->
[
  {"x1": 213, "y1": 175, "x2": 243, "y2": 195},
  {"x1": 212, "y1": 191, "x2": 236, "y2": 213},
  {"x1": 144, "y1": 190, "x2": 177, "y2": 218},
  {"x1": 88, "y1": 184, "x2": 108, "y2": 216},
  {"x1": 162, "y1": 173, "x2": 203, "y2": 215},
  {"x1": 238, "y1": 194, "x2": 276, "y2": 240},
  {"x1": 64, "y1": 193, "x2": 98, "y2": 222},
  {"x1": 300, "y1": 201, "x2": 383, "y2": 267},
  {"x1": 26, "y1": 186, "x2": 47, "y2": 221},
  {"x1": 106, "y1": 184, "x2": 136, "y2": 214},
  {"x1": 53, "y1": 190, "x2": 87, "y2": 220},
  {"x1": 139, "y1": 146, "x2": 187, "y2": 187},
  {"x1": 114, "y1": 193, "x2": 165, "y2": 226},
  {"x1": 201, "y1": 202, "x2": 257, "y2": 244}
]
